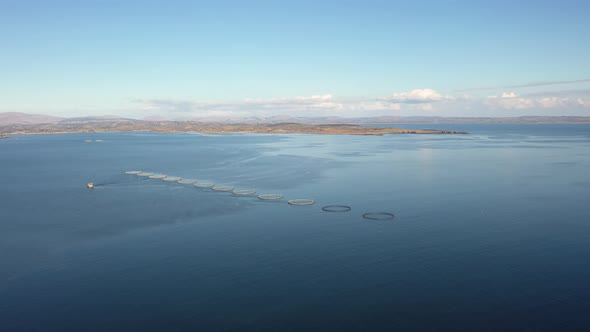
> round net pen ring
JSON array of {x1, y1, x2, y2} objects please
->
[
  {"x1": 258, "y1": 193, "x2": 283, "y2": 201},
  {"x1": 322, "y1": 205, "x2": 351, "y2": 212},
  {"x1": 163, "y1": 176, "x2": 182, "y2": 182},
  {"x1": 125, "y1": 170, "x2": 142, "y2": 175},
  {"x1": 137, "y1": 172, "x2": 155, "y2": 177},
  {"x1": 149, "y1": 174, "x2": 167, "y2": 179},
  {"x1": 288, "y1": 199, "x2": 315, "y2": 206},
  {"x1": 194, "y1": 181, "x2": 215, "y2": 188},
  {"x1": 233, "y1": 189, "x2": 257, "y2": 196},
  {"x1": 362, "y1": 212, "x2": 395, "y2": 220},
  {"x1": 212, "y1": 185, "x2": 235, "y2": 192},
  {"x1": 177, "y1": 179, "x2": 197, "y2": 185}
]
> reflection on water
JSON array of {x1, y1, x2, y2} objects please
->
[{"x1": 1, "y1": 124, "x2": 590, "y2": 331}]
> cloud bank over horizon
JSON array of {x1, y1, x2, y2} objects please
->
[
  {"x1": 129, "y1": 87, "x2": 590, "y2": 120},
  {"x1": 3, "y1": 84, "x2": 589, "y2": 119}
]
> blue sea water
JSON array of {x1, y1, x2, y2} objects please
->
[{"x1": 1, "y1": 124, "x2": 590, "y2": 331}]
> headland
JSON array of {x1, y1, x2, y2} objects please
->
[{"x1": 0, "y1": 120, "x2": 467, "y2": 136}]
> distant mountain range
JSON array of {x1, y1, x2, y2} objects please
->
[
  {"x1": 0, "y1": 112, "x2": 64, "y2": 125},
  {"x1": 0, "y1": 112, "x2": 133, "y2": 125},
  {"x1": 1, "y1": 112, "x2": 590, "y2": 126}
]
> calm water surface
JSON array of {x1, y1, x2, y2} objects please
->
[{"x1": 1, "y1": 124, "x2": 589, "y2": 331}]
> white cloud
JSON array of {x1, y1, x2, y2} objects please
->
[
  {"x1": 381, "y1": 89, "x2": 454, "y2": 104},
  {"x1": 501, "y1": 92, "x2": 518, "y2": 98},
  {"x1": 485, "y1": 95, "x2": 535, "y2": 109},
  {"x1": 485, "y1": 93, "x2": 589, "y2": 110},
  {"x1": 537, "y1": 97, "x2": 586, "y2": 108}
]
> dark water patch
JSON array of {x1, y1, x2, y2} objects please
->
[
  {"x1": 524, "y1": 194, "x2": 560, "y2": 202},
  {"x1": 548, "y1": 161, "x2": 580, "y2": 166},
  {"x1": 362, "y1": 212, "x2": 395, "y2": 220},
  {"x1": 523, "y1": 139, "x2": 590, "y2": 144},
  {"x1": 571, "y1": 180, "x2": 590, "y2": 187},
  {"x1": 331, "y1": 151, "x2": 374, "y2": 157},
  {"x1": 470, "y1": 144, "x2": 565, "y2": 149}
]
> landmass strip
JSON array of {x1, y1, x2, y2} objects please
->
[{"x1": 0, "y1": 120, "x2": 466, "y2": 136}]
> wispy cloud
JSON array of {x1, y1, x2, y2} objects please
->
[
  {"x1": 132, "y1": 95, "x2": 347, "y2": 118},
  {"x1": 484, "y1": 92, "x2": 587, "y2": 110},
  {"x1": 521, "y1": 88, "x2": 590, "y2": 97},
  {"x1": 243, "y1": 95, "x2": 343, "y2": 110},
  {"x1": 455, "y1": 78, "x2": 590, "y2": 92},
  {"x1": 133, "y1": 99, "x2": 227, "y2": 112}
]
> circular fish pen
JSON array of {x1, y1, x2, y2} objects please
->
[
  {"x1": 362, "y1": 212, "x2": 395, "y2": 220},
  {"x1": 258, "y1": 193, "x2": 283, "y2": 201},
  {"x1": 288, "y1": 199, "x2": 315, "y2": 206},
  {"x1": 233, "y1": 189, "x2": 256, "y2": 196},
  {"x1": 212, "y1": 185, "x2": 235, "y2": 192},
  {"x1": 120, "y1": 169, "x2": 399, "y2": 224},
  {"x1": 177, "y1": 179, "x2": 197, "y2": 185},
  {"x1": 163, "y1": 176, "x2": 182, "y2": 182},
  {"x1": 194, "y1": 182, "x2": 215, "y2": 189},
  {"x1": 137, "y1": 172, "x2": 155, "y2": 177},
  {"x1": 322, "y1": 205, "x2": 352, "y2": 212}
]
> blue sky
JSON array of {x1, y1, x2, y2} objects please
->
[{"x1": 1, "y1": 0, "x2": 589, "y2": 118}]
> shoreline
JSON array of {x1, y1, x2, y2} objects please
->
[{"x1": 0, "y1": 121, "x2": 467, "y2": 136}]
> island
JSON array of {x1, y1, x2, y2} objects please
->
[{"x1": 0, "y1": 120, "x2": 467, "y2": 136}]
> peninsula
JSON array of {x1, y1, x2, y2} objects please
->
[{"x1": 0, "y1": 120, "x2": 466, "y2": 136}]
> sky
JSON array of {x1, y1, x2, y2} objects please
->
[{"x1": 1, "y1": 0, "x2": 589, "y2": 119}]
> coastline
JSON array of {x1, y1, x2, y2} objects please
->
[{"x1": 0, "y1": 121, "x2": 467, "y2": 136}]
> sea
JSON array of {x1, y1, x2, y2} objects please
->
[{"x1": 1, "y1": 124, "x2": 589, "y2": 331}]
